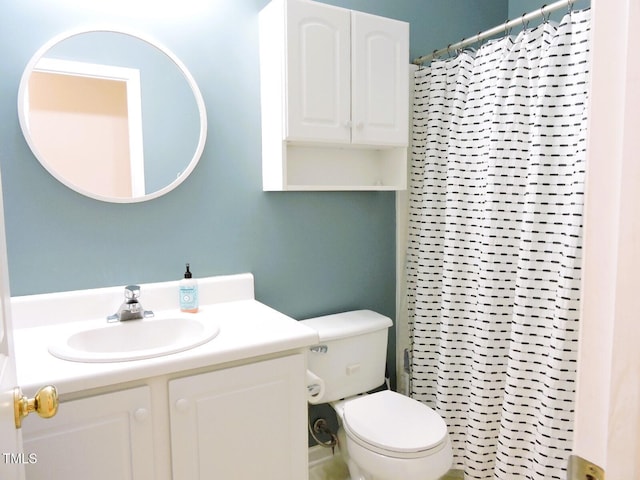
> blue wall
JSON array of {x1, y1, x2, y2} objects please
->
[
  {"x1": 509, "y1": 0, "x2": 590, "y2": 24},
  {"x1": 0, "y1": 1, "x2": 508, "y2": 384},
  {"x1": 0, "y1": 0, "x2": 508, "y2": 298}
]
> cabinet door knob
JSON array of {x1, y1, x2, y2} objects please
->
[
  {"x1": 175, "y1": 398, "x2": 190, "y2": 412},
  {"x1": 134, "y1": 408, "x2": 148, "y2": 422}
]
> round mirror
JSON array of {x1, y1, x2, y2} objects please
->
[{"x1": 17, "y1": 28, "x2": 207, "y2": 203}]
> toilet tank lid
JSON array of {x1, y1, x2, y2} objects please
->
[{"x1": 300, "y1": 310, "x2": 392, "y2": 342}]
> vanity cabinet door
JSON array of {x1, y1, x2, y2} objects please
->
[
  {"x1": 22, "y1": 386, "x2": 155, "y2": 479},
  {"x1": 169, "y1": 354, "x2": 308, "y2": 480},
  {"x1": 285, "y1": 0, "x2": 351, "y2": 143}
]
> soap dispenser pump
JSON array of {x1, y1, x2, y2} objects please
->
[{"x1": 179, "y1": 263, "x2": 199, "y2": 313}]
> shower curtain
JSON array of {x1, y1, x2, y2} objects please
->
[{"x1": 406, "y1": 9, "x2": 590, "y2": 480}]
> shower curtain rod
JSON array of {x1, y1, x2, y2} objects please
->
[{"x1": 412, "y1": 0, "x2": 576, "y2": 65}]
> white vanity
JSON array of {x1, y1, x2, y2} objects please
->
[{"x1": 10, "y1": 273, "x2": 318, "y2": 480}]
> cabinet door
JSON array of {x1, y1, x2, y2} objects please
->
[
  {"x1": 351, "y1": 11, "x2": 409, "y2": 146},
  {"x1": 22, "y1": 386, "x2": 155, "y2": 479},
  {"x1": 169, "y1": 354, "x2": 308, "y2": 480},
  {"x1": 286, "y1": 0, "x2": 351, "y2": 143}
]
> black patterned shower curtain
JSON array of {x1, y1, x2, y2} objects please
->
[{"x1": 406, "y1": 9, "x2": 591, "y2": 480}]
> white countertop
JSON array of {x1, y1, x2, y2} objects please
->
[
  {"x1": 10, "y1": 274, "x2": 319, "y2": 396},
  {"x1": 13, "y1": 299, "x2": 318, "y2": 396}
]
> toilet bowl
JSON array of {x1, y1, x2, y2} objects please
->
[
  {"x1": 333, "y1": 391, "x2": 452, "y2": 480},
  {"x1": 302, "y1": 311, "x2": 453, "y2": 480}
]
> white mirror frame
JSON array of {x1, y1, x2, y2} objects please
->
[{"x1": 17, "y1": 26, "x2": 208, "y2": 203}]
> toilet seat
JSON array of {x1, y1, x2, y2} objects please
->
[{"x1": 342, "y1": 390, "x2": 448, "y2": 459}]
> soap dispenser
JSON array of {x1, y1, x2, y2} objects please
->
[{"x1": 179, "y1": 263, "x2": 199, "y2": 313}]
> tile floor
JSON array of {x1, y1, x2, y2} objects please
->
[
  {"x1": 308, "y1": 449, "x2": 349, "y2": 480},
  {"x1": 441, "y1": 471, "x2": 464, "y2": 480},
  {"x1": 308, "y1": 447, "x2": 463, "y2": 480}
]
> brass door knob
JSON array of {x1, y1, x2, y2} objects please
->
[{"x1": 14, "y1": 385, "x2": 59, "y2": 429}]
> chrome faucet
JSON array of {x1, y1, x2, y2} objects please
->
[{"x1": 107, "y1": 285, "x2": 154, "y2": 322}]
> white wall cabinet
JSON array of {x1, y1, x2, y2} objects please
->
[
  {"x1": 22, "y1": 386, "x2": 155, "y2": 479},
  {"x1": 169, "y1": 354, "x2": 307, "y2": 479},
  {"x1": 260, "y1": 0, "x2": 409, "y2": 191}
]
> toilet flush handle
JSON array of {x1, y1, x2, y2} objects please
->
[
  {"x1": 306, "y1": 370, "x2": 326, "y2": 404},
  {"x1": 308, "y1": 384, "x2": 322, "y2": 397},
  {"x1": 309, "y1": 345, "x2": 328, "y2": 354}
]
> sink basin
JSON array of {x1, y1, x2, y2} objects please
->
[{"x1": 48, "y1": 315, "x2": 220, "y2": 363}]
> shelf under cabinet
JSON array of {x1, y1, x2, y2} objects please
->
[{"x1": 264, "y1": 143, "x2": 407, "y2": 191}]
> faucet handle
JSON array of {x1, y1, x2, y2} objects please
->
[{"x1": 124, "y1": 285, "x2": 141, "y2": 301}]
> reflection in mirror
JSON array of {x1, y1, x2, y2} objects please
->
[{"x1": 18, "y1": 29, "x2": 207, "y2": 203}]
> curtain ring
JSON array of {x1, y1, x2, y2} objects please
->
[
  {"x1": 503, "y1": 19, "x2": 511, "y2": 36},
  {"x1": 567, "y1": 0, "x2": 575, "y2": 13},
  {"x1": 540, "y1": 4, "x2": 550, "y2": 23},
  {"x1": 521, "y1": 13, "x2": 529, "y2": 29}
]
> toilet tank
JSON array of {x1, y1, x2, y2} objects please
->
[{"x1": 301, "y1": 310, "x2": 392, "y2": 404}]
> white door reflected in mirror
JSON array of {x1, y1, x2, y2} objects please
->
[
  {"x1": 18, "y1": 28, "x2": 207, "y2": 203},
  {"x1": 28, "y1": 58, "x2": 145, "y2": 199}
]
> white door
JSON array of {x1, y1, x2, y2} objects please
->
[
  {"x1": 573, "y1": 0, "x2": 640, "y2": 477},
  {"x1": 286, "y1": 0, "x2": 351, "y2": 143},
  {"x1": 0, "y1": 171, "x2": 24, "y2": 480},
  {"x1": 26, "y1": 59, "x2": 145, "y2": 199},
  {"x1": 351, "y1": 11, "x2": 409, "y2": 146}
]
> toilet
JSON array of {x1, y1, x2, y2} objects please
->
[{"x1": 303, "y1": 310, "x2": 453, "y2": 480}]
